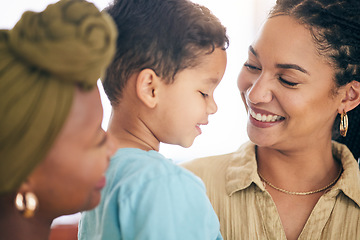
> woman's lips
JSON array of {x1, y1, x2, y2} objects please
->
[
  {"x1": 95, "y1": 176, "x2": 106, "y2": 191},
  {"x1": 248, "y1": 108, "x2": 285, "y2": 128},
  {"x1": 249, "y1": 108, "x2": 284, "y2": 122}
]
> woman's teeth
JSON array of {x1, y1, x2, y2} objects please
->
[{"x1": 249, "y1": 109, "x2": 283, "y2": 122}]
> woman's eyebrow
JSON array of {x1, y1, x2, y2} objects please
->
[
  {"x1": 276, "y1": 63, "x2": 309, "y2": 75},
  {"x1": 249, "y1": 45, "x2": 258, "y2": 57},
  {"x1": 249, "y1": 45, "x2": 309, "y2": 75}
]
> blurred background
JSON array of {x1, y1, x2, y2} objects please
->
[{"x1": 0, "y1": 0, "x2": 276, "y2": 227}]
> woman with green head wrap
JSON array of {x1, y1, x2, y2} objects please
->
[{"x1": 0, "y1": 0, "x2": 117, "y2": 239}]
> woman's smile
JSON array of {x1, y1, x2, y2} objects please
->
[
  {"x1": 249, "y1": 108, "x2": 284, "y2": 122},
  {"x1": 248, "y1": 107, "x2": 285, "y2": 128}
]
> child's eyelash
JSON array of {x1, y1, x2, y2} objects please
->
[{"x1": 200, "y1": 91, "x2": 208, "y2": 97}]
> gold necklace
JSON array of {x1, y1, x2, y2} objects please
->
[{"x1": 258, "y1": 167, "x2": 342, "y2": 196}]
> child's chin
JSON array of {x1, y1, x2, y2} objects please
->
[
  {"x1": 168, "y1": 137, "x2": 195, "y2": 148},
  {"x1": 180, "y1": 140, "x2": 194, "y2": 148}
]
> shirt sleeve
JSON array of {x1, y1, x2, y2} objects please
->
[{"x1": 118, "y1": 172, "x2": 223, "y2": 240}]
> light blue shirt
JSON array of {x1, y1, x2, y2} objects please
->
[{"x1": 78, "y1": 148, "x2": 222, "y2": 240}]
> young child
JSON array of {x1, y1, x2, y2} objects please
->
[{"x1": 78, "y1": 0, "x2": 228, "y2": 239}]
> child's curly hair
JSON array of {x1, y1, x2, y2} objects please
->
[{"x1": 103, "y1": 0, "x2": 228, "y2": 106}]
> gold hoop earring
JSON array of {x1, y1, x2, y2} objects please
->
[
  {"x1": 15, "y1": 192, "x2": 39, "y2": 218},
  {"x1": 340, "y1": 111, "x2": 348, "y2": 137}
]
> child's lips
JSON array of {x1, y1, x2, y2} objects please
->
[
  {"x1": 196, "y1": 122, "x2": 208, "y2": 134},
  {"x1": 196, "y1": 124, "x2": 202, "y2": 134}
]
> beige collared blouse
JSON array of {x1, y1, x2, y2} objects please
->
[{"x1": 182, "y1": 141, "x2": 360, "y2": 240}]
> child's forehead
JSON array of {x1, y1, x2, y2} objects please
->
[
  {"x1": 170, "y1": 47, "x2": 226, "y2": 85},
  {"x1": 173, "y1": 68, "x2": 223, "y2": 86}
]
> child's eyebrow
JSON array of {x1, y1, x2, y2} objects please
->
[{"x1": 204, "y1": 77, "x2": 220, "y2": 84}]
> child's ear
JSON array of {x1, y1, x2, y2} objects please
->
[
  {"x1": 136, "y1": 69, "x2": 161, "y2": 108},
  {"x1": 338, "y1": 80, "x2": 360, "y2": 113}
]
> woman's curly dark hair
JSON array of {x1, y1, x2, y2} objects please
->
[{"x1": 270, "y1": 0, "x2": 360, "y2": 159}]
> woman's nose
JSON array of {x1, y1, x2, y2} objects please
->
[
  {"x1": 246, "y1": 76, "x2": 273, "y2": 104},
  {"x1": 106, "y1": 133, "x2": 117, "y2": 159}
]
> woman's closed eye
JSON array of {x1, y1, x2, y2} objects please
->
[
  {"x1": 244, "y1": 63, "x2": 261, "y2": 72},
  {"x1": 278, "y1": 75, "x2": 299, "y2": 88}
]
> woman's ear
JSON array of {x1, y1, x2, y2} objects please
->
[
  {"x1": 136, "y1": 69, "x2": 161, "y2": 108},
  {"x1": 15, "y1": 179, "x2": 39, "y2": 218},
  {"x1": 18, "y1": 176, "x2": 35, "y2": 194},
  {"x1": 338, "y1": 80, "x2": 360, "y2": 113}
]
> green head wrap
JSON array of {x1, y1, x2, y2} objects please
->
[{"x1": 0, "y1": 0, "x2": 117, "y2": 193}]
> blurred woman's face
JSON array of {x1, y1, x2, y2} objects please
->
[
  {"x1": 26, "y1": 86, "x2": 115, "y2": 218},
  {"x1": 237, "y1": 15, "x2": 345, "y2": 151}
]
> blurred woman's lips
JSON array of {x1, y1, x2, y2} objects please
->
[{"x1": 95, "y1": 176, "x2": 106, "y2": 190}]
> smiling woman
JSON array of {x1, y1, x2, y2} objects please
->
[
  {"x1": 183, "y1": 0, "x2": 360, "y2": 239},
  {"x1": 239, "y1": 15, "x2": 341, "y2": 149}
]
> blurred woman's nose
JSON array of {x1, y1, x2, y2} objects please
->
[{"x1": 106, "y1": 133, "x2": 117, "y2": 159}]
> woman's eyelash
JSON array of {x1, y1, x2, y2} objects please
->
[
  {"x1": 278, "y1": 76, "x2": 298, "y2": 87},
  {"x1": 244, "y1": 63, "x2": 261, "y2": 71},
  {"x1": 243, "y1": 62, "x2": 299, "y2": 87}
]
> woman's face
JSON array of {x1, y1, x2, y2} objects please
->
[
  {"x1": 25, "y1": 86, "x2": 115, "y2": 218},
  {"x1": 237, "y1": 15, "x2": 344, "y2": 151}
]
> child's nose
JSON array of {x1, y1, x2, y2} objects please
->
[{"x1": 207, "y1": 97, "x2": 218, "y2": 115}]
